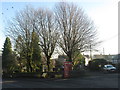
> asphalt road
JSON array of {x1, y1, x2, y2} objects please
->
[{"x1": 2, "y1": 73, "x2": 119, "y2": 88}]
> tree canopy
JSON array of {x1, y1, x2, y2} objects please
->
[
  {"x1": 5, "y1": 2, "x2": 99, "y2": 73},
  {"x1": 55, "y1": 2, "x2": 97, "y2": 62},
  {"x1": 2, "y1": 37, "x2": 16, "y2": 73}
]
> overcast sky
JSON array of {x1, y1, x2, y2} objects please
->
[{"x1": 0, "y1": 0, "x2": 119, "y2": 56}]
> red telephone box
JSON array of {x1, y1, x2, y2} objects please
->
[{"x1": 64, "y1": 61, "x2": 72, "y2": 78}]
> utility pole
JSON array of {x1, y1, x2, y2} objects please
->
[
  {"x1": 90, "y1": 44, "x2": 92, "y2": 60},
  {"x1": 103, "y1": 48, "x2": 105, "y2": 55}
]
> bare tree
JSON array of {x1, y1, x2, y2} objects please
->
[
  {"x1": 55, "y1": 2, "x2": 97, "y2": 62},
  {"x1": 6, "y1": 5, "x2": 59, "y2": 72},
  {"x1": 35, "y1": 9, "x2": 59, "y2": 71},
  {"x1": 6, "y1": 6, "x2": 37, "y2": 72}
]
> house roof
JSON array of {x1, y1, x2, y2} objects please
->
[
  {"x1": 93, "y1": 54, "x2": 119, "y2": 60},
  {"x1": 83, "y1": 55, "x2": 90, "y2": 59}
]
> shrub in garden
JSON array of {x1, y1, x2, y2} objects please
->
[{"x1": 88, "y1": 59, "x2": 108, "y2": 71}]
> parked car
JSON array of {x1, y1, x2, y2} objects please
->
[{"x1": 102, "y1": 64, "x2": 116, "y2": 73}]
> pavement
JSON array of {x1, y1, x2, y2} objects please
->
[{"x1": 2, "y1": 72, "x2": 119, "y2": 88}]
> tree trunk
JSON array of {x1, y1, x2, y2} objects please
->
[
  {"x1": 47, "y1": 57, "x2": 50, "y2": 72},
  {"x1": 18, "y1": 57, "x2": 23, "y2": 72},
  {"x1": 27, "y1": 55, "x2": 33, "y2": 72},
  {"x1": 26, "y1": 63, "x2": 30, "y2": 72},
  {"x1": 28, "y1": 60, "x2": 32, "y2": 72},
  {"x1": 67, "y1": 52, "x2": 72, "y2": 62}
]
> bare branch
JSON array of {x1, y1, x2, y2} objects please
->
[{"x1": 55, "y1": 2, "x2": 98, "y2": 61}]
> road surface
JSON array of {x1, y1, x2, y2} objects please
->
[{"x1": 2, "y1": 73, "x2": 119, "y2": 88}]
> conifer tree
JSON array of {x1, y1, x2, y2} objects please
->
[
  {"x1": 2, "y1": 37, "x2": 15, "y2": 73},
  {"x1": 31, "y1": 31, "x2": 42, "y2": 72}
]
